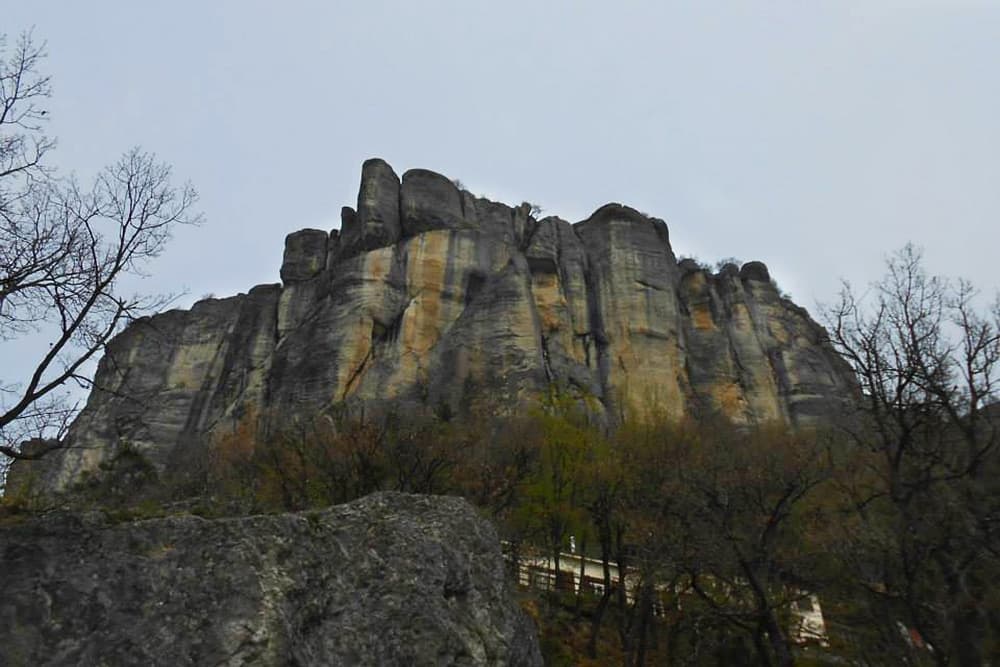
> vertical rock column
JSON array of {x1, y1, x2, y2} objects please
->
[
  {"x1": 524, "y1": 217, "x2": 602, "y2": 397},
  {"x1": 339, "y1": 158, "x2": 402, "y2": 257},
  {"x1": 277, "y1": 228, "x2": 329, "y2": 338},
  {"x1": 575, "y1": 205, "x2": 686, "y2": 421}
]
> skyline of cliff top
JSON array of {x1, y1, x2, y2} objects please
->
[
  {"x1": 4, "y1": 2, "x2": 997, "y2": 308},
  {"x1": 3, "y1": 3, "x2": 998, "y2": 415}
]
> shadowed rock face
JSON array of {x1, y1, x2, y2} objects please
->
[
  {"x1": 21, "y1": 159, "x2": 856, "y2": 490},
  {"x1": 0, "y1": 492, "x2": 543, "y2": 667},
  {"x1": 340, "y1": 158, "x2": 401, "y2": 257}
]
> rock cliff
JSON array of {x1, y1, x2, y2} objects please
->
[
  {"x1": 0, "y1": 492, "x2": 542, "y2": 666},
  {"x1": 24, "y1": 159, "x2": 855, "y2": 490}
]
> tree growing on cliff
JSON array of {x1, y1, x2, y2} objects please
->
[{"x1": 0, "y1": 31, "x2": 200, "y2": 465}]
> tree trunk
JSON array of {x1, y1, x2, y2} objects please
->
[
  {"x1": 587, "y1": 527, "x2": 614, "y2": 658},
  {"x1": 574, "y1": 533, "x2": 587, "y2": 617},
  {"x1": 588, "y1": 590, "x2": 613, "y2": 658},
  {"x1": 741, "y1": 558, "x2": 792, "y2": 667},
  {"x1": 551, "y1": 520, "x2": 562, "y2": 598},
  {"x1": 944, "y1": 559, "x2": 985, "y2": 667},
  {"x1": 615, "y1": 524, "x2": 629, "y2": 648},
  {"x1": 632, "y1": 581, "x2": 654, "y2": 667},
  {"x1": 762, "y1": 609, "x2": 794, "y2": 667},
  {"x1": 751, "y1": 623, "x2": 775, "y2": 667}
]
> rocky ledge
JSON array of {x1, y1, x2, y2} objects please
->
[{"x1": 0, "y1": 492, "x2": 542, "y2": 666}]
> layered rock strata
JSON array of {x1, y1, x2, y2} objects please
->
[
  {"x1": 0, "y1": 492, "x2": 542, "y2": 666},
  {"x1": 23, "y1": 158, "x2": 855, "y2": 490}
]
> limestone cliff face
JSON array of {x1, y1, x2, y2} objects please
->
[
  {"x1": 0, "y1": 492, "x2": 542, "y2": 667},
  {"x1": 32, "y1": 159, "x2": 855, "y2": 489}
]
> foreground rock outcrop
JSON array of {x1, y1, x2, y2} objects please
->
[
  {"x1": 0, "y1": 492, "x2": 542, "y2": 666},
  {"x1": 22, "y1": 158, "x2": 855, "y2": 491}
]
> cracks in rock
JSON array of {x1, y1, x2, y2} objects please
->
[
  {"x1": 540, "y1": 335, "x2": 554, "y2": 384},
  {"x1": 575, "y1": 332, "x2": 593, "y2": 368},
  {"x1": 724, "y1": 325, "x2": 753, "y2": 420},
  {"x1": 371, "y1": 306, "x2": 407, "y2": 351},
  {"x1": 511, "y1": 204, "x2": 538, "y2": 252},
  {"x1": 343, "y1": 297, "x2": 415, "y2": 401},
  {"x1": 268, "y1": 286, "x2": 284, "y2": 354},
  {"x1": 274, "y1": 281, "x2": 332, "y2": 351},
  {"x1": 341, "y1": 345, "x2": 374, "y2": 402},
  {"x1": 634, "y1": 278, "x2": 666, "y2": 292},
  {"x1": 580, "y1": 258, "x2": 611, "y2": 410}
]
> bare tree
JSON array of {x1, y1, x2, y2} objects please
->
[
  {"x1": 823, "y1": 245, "x2": 1000, "y2": 665},
  {"x1": 0, "y1": 30, "x2": 200, "y2": 464}
]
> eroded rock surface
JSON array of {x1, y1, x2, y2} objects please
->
[
  {"x1": 0, "y1": 493, "x2": 542, "y2": 667},
  {"x1": 19, "y1": 159, "x2": 856, "y2": 491}
]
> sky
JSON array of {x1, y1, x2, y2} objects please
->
[{"x1": 3, "y1": 0, "x2": 999, "y2": 381}]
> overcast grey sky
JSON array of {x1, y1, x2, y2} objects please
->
[{"x1": 5, "y1": 1, "x2": 999, "y2": 325}]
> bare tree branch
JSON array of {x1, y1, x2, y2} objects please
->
[
  {"x1": 821, "y1": 244, "x2": 1000, "y2": 664},
  {"x1": 0, "y1": 30, "x2": 201, "y2": 462}
]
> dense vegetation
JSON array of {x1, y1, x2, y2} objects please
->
[{"x1": 8, "y1": 395, "x2": 995, "y2": 666}]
